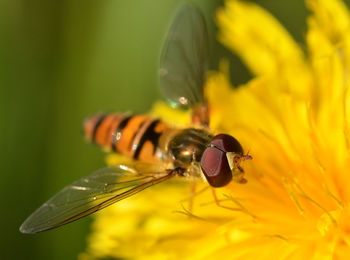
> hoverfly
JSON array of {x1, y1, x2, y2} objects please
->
[{"x1": 20, "y1": 4, "x2": 252, "y2": 234}]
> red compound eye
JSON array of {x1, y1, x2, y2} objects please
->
[
  {"x1": 200, "y1": 147, "x2": 232, "y2": 187},
  {"x1": 211, "y1": 134, "x2": 243, "y2": 154}
]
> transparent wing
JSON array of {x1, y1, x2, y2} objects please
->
[
  {"x1": 159, "y1": 4, "x2": 209, "y2": 109},
  {"x1": 20, "y1": 164, "x2": 175, "y2": 234}
]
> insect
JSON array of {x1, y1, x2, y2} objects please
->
[{"x1": 20, "y1": 4, "x2": 252, "y2": 234}]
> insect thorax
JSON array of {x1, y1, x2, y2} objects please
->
[{"x1": 167, "y1": 128, "x2": 213, "y2": 168}]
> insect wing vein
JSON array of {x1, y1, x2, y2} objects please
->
[
  {"x1": 20, "y1": 164, "x2": 173, "y2": 234},
  {"x1": 159, "y1": 4, "x2": 209, "y2": 108}
]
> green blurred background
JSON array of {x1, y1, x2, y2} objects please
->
[{"x1": 1, "y1": 0, "x2": 347, "y2": 259}]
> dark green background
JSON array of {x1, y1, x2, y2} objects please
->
[{"x1": 1, "y1": 0, "x2": 345, "y2": 259}]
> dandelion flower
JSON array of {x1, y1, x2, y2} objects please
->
[{"x1": 81, "y1": 0, "x2": 350, "y2": 259}]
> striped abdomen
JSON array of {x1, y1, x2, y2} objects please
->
[{"x1": 84, "y1": 114, "x2": 170, "y2": 163}]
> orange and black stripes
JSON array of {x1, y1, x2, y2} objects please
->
[
  {"x1": 83, "y1": 113, "x2": 169, "y2": 163},
  {"x1": 111, "y1": 115, "x2": 132, "y2": 152},
  {"x1": 133, "y1": 120, "x2": 161, "y2": 159}
]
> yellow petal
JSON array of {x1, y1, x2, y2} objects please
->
[
  {"x1": 306, "y1": 0, "x2": 350, "y2": 199},
  {"x1": 216, "y1": 0, "x2": 310, "y2": 98},
  {"x1": 82, "y1": 1, "x2": 350, "y2": 259}
]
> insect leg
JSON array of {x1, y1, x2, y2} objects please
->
[
  {"x1": 180, "y1": 185, "x2": 208, "y2": 212},
  {"x1": 210, "y1": 187, "x2": 241, "y2": 212}
]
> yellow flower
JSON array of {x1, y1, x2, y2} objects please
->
[{"x1": 81, "y1": 0, "x2": 350, "y2": 259}]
